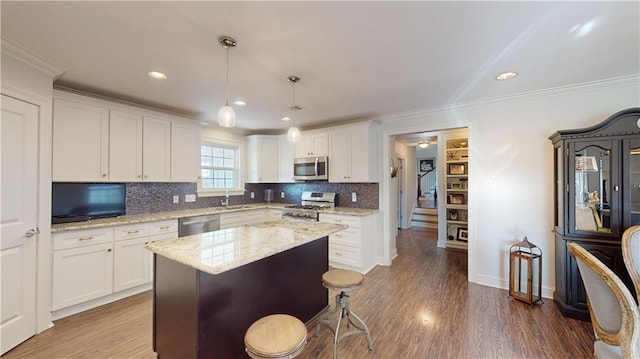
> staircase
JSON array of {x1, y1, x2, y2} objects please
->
[{"x1": 411, "y1": 207, "x2": 438, "y2": 231}]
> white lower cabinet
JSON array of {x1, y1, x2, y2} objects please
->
[
  {"x1": 113, "y1": 224, "x2": 150, "y2": 292},
  {"x1": 52, "y1": 228, "x2": 114, "y2": 311},
  {"x1": 319, "y1": 212, "x2": 377, "y2": 274},
  {"x1": 51, "y1": 220, "x2": 177, "y2": 314}
]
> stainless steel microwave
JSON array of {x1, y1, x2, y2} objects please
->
[{"x1": 293, "y1": 156, "x2": 328, "y2": 181}]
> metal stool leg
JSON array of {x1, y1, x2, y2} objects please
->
[{"x1": 315, "y1": 291, "x2": 373, "y2": 359}]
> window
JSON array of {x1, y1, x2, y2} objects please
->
[{"x1": 200, "y1": 142, "x2": 240, "y2": 191}]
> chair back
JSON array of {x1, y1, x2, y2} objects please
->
[
  {"x1": 622, "y1": 225, "x2": 640, "y2": 300},
  {"x1": 567, "y1": 243, "x2": 640, "y2": 358}
]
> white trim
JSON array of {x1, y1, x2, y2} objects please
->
[
  {"x1": 1, "y1": 38, "x2": 64, "y2": 78},
  {"x1": 198, "y1": 138, "x2": 244, "y2": 194},
  {"x1": 1, "y1": 86, "x2": 54, "y2": 334},
  {"x1": 475, "y1": 273, "x2": 555, "y2": 300},
  {"x1": 374, "y1": 75, "x2": 640, "y2": 123},
  {"x1": 51, "y1": 284, "x2": 151, "y2": 321},
  {"x1": 382, "y1": 120, "x2": 474, "y2": 282}
]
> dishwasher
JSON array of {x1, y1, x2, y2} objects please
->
[{"x1": 178, "y1": 214, "x2": 221, "y2": 237}]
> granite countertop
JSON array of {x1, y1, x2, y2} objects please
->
[
  {"x1": 145, "y1": 219, "x2": 347, "y2": 275},
  {"x1": 51, "y1": 203, "x2": 378, "y2": 232}
]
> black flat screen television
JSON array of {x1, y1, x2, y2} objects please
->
[{"x1": 52, "y1": 183, "x2": 126, "y2": 224}]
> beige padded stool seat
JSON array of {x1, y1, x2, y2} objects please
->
[
  {"x1": 315, "y1": 269, "x2": 373, "y2": 359},
  {"x1": 244, "y1": 314, "x2": 307, "y2": 359}
]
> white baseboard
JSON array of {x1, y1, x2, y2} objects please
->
[
  {"x1": 51, "y1": 283, "x2": 152, "y2": 321},
  {"x1": 474, "y1": 274, "x2": 555, "y2": 299}
]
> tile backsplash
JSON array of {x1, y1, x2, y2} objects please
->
[{"x1": 126, "y1": 182, "x2": 378, "y2": 216}]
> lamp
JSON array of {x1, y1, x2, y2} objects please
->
[
  {"x1": 508, "y1": 236, "x2": 543, "y2": 306},
  {"x1": 418, "y1": 141, "x2": 429, "y2": 149},
  {"x1": 218, "y1": 36, "x2": 237, "y2": 128},
  {"x1": 286, "y1": 76, "x2": 301, "y2": 142}
]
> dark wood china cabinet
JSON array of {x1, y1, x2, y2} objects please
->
[{"x1": 549, "y1": 108, "x2": 640, "y2": 321}]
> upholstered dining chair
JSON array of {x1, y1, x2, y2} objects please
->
[
  {"x1": 567, "y1": 243, "x2": 640, "y2": 359},
  {"x1": 622, "y1": 225, "x2": 640, "y2": 301}
]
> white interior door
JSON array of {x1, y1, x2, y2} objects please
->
[{"x1": 1, "y1": 95, "x2": 39, "y2": 354}]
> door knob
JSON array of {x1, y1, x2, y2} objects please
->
[{"x1": 25, "y1": 228, "x2": 40, "y2": 237}]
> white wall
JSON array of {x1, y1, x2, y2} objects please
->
[{"x1": 379, "y1": 76, "x2": 640, "y2": 298}]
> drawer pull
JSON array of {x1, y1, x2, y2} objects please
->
[
  {"x1": 127, "y1": 230, "x2": 140, "y2": 234},
  {"x1": 159, "y1": 226, "x2": 171, "y2": 230},
  {"x1": 335, "y1": 234, "x2": 342, "y2": 238},
  {"x1": 77, "y1": 236, "x2": 94, "y2": 241},
  {"x1": 334, "y1": 252, "x2": 342, "y2": 256},
  {"x1": 335, "y1": 219, "x2": 342, "y2": 223}
]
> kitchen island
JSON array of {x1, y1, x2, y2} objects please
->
[{"x1": 145, "y1": 219, "x2": 347, "y2": 359}]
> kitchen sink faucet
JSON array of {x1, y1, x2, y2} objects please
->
[{"x1": 221, "y1": 189, "x2": 230, "y2": 206}]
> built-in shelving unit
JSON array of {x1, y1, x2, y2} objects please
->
[{"x1": 445, "y1": 138, "x2": 468, "y2": 250}]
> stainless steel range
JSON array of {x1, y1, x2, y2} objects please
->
[{"x1": 282, "y1": 192, "x2": 336, "y2": 221}]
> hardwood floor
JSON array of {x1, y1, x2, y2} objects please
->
[{"x1": 3, "y1": 228, "x2": 594, "y2": 358}]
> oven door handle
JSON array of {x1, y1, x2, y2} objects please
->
[{"x1": 315, "y1": 157, "x2": 319, "y2": 177}]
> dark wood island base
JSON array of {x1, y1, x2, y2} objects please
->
[{"x1": 153, "y1": 236, "x2": 329, "y2": 358}]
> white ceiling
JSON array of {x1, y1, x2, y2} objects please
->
[{"x1": 2, "y1": 1, "x2": 639, "y2": 134}]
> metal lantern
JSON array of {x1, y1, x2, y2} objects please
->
[{"x1": 508, "y1": 236, "x2": 543, "y2": 305}]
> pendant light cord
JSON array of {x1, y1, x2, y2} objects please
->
[
  {"x1": 225, "y1": 46, "x2": 230, "y2": 105},
  {"x1": 291, "y1": 80, "x2": 296, "y2": 125}
]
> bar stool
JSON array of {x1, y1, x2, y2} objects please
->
[
  {"x1": 315, "y1": 269, "x2": 373, "y2": 359},
  {"x1": 244, "y1": 314, "x2": 307, "y2": 359}
]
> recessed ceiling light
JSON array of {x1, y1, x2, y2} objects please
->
[
  {"x1": 495, "y1": 71, "x2": 518, "y2": 80},
  {"x1": 281, "y1": 116, "x2": 292, "y2": 122},
  {"x1": 147, "y1": 71, "x2": 167, "y2": 80},
  {"x1": 233, "y1": 100, "x2": 246, "y2": 106}
]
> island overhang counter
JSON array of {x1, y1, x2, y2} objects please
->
[{"x1": 145, "y1": 219, "x2": 347, "y2": 359}]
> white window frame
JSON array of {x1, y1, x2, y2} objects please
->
[{"x1": 197, "y1": 138, "x2": 245, "y2": 197}]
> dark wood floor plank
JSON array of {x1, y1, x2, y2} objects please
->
[{"x1": 2, "y1": 228, "x2": 594, "y2": 359}]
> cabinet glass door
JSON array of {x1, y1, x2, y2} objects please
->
[
  {"x1": 571, "y1": 142, "x2": 613, "y2": 234},
  {"x1": 628, "y1": 139, "x2": 640, "y2": 226}
]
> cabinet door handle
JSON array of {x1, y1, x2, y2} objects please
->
[
  {"x1": 78, "y1": 236, "x2": 94, "y2": 241},
  {"x1": 107, "y1": 248, "x2": 112, "y2": 252},
  {"x1": 101, "y1": 173, "x2": 107, "y2": 178},
  {"x1": 137, "y1": 174, "x2": 142, "y2": 178}
]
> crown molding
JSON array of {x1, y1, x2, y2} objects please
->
[
  {"x1": 375, "y1": 74, "x2": 640, "y2": 123},
  {"x1": 1, "y1": 38, "x2": 64, "y2": 79}
]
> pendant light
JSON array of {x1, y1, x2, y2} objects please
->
[
  {"x1": 218, "y1": 36, "x2": 237, "y2": 128},
  {"x1": 418, "y1": 141, "x2": 429, "y2": 149},
  {"x1": 286, "y1": 76, "x2": 301, "y2": 142}
]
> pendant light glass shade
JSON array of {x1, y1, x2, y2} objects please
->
[
  {"x1": 218, "y1": 102, "x2": 236, "y2": 128},
  {"x1": 418, "y1": 142, "x2": 429, "y2": 149},
  {"x1": 218, "y1": 36, "x2": 237, "y2": 128},
  {"x1": 287, "y1": 125, "x2": 301, "y2": 142}
]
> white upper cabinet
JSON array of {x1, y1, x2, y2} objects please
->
[
  {"x1": 142, "y1": 116, "x2": 172, "y2": 182},
  {"x1": 278, "y1": 135, "x2": 294, "y2": 182},
  {"x1": 53, "y1": 92, "x2": 203, "y2": 183},
  {"x1": 171, "y1": 122, "x2": 201, "y2": 182},
  {"x1": 109, "y1": 110, "x2": 143, "y2": 182},
  {"x1": 294, "y1": 131, "x2": 328, "y2": 158},
  {"x1": 246, "y1": 135, "x2": 279, "y2": 183},
  {"x1": 52, "y1": 98, "x2": 109, "y2": 181},
  {"x1": 329, "y1": 122, "x2": 379, "y2": 183}
]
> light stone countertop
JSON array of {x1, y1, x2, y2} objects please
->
[
  {"x1": 51, "y1": 203, "x2": 378, "y2": 232},
  {"x1": 145, "y1": 219, "x2": 347, "y2": 275}
]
